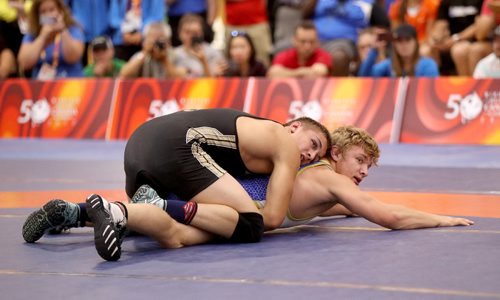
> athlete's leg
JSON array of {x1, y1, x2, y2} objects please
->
[
  {"x1": 188, "y1": 173, "x2": 264, "y2": 242},
  {"x1": 123, "y1": 202, "x2": 214, "y2": 248}
]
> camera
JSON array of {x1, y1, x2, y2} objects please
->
[
  {"x1": 191, "y1": 36, "x2": 204, "y2": 47},
  {"x1": 154, "y1": 39, "x2": 167, "y2": 50}
]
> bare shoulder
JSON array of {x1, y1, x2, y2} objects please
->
[
  {"x1": 300, "y1": 165, "x2": 359, "y2": 196},
  {"x1": 237, "y1": 117, "x2": 296, "y2": 153}
]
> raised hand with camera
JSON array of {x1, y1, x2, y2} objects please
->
[
  {"x1": 172, "y1": 14, "x2": 226, "y2": 77},
  {"x1": 18, "y1": 0, "x2": 84, "y2": 79},
  {"x1": 119, "y1": 22, "x2": 185, "y2": 79}
]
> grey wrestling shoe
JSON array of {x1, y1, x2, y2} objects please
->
[
  {"x1": 86, "y1": 194, "x2": 125, "y2": 261},
  {"x1": 22, "y1": 199, "x2": 79, "y2": 243},
  {"x1": 131, "y1": 184, "x2": 167, "y2": 210}
]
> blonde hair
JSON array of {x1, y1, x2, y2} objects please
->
[{"x1": 330, "y1": 125, "x2": 380, "y2": 165}]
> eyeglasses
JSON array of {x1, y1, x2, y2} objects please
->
[{"x1": 231, "y1": 30, "x2": 249, "y2": 38}]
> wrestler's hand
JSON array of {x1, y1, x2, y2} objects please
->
[{"x1": 439, "y1": 216, "x2": 474, "y2": 227}]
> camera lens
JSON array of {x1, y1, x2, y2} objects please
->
[{"x1": 155, "y1": 40, "x2": 166, "y2": 50}]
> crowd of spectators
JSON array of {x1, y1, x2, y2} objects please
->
[{"x1": 0, "y1": 0, "x2": 499, "y2": 80}]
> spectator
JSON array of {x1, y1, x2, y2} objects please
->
[
  {"x1": 84, "y1": 36, "x2": 125, "y2": 77},
  {"x1": 172, "y1": 14, "x2": 226, "y2": 77},
  {"x1": 307, "y1": 0, "x2": 374, "y2": 76},
  {"x1": 267, "y1": 20, "x2": 332, "y2": 78},
  {"x1": 119, "y1": 22, "x2": 183, "y2": 79},
  {"x1": 388, "y1": 0, "x2": 440, "y2": 43},
  {"x1": 64, "y1": 0, "x2": 111, "y2": 66},
  {"x1": 17, "y1": 0, "x2": 84, "y2": 79},
  {"x1": 473, "y1": 25, "x2": 500, "y2": 77},
  {"x1": 0, "y1": 0, "x2": 31, "y2": 57},
  {"x1": 223, "y1": 30, "x2": 267, "y2": 77},
  {"x1": 358, "y1": 23, "x2": 439, "y2": 76},
  {"x1": 166, "y1": 0, "x2": 216, "y2": 47},
  {"x1": 271, "y1": 0, "x2": 312, "y2": 55},
  {"x1": 0, "y1": 33, "x2": 16, "y2": 78},
  {"x1": 352, "y1": 27, "x2": 389, "y2": 75},
  {"x1": 225, "y1": 0, "x2": 273, "y2": 67},
  {"x1": 109, "y1": 0, "x2": 165, "y2": 62},
  {"x1": 426, "y1": 0, "x2": 483, "y2": 75}
]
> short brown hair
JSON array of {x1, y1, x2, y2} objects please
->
[
  {"x1": 330, "y1": 126, "x2": 380, "y2": 165},
  {"x1": 284, "y1": 117, "x2": 332, "y2": 151}
]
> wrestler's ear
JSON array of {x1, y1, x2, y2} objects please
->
[
  {"x1": 288, "y1": 121, "x2": 301, "y2": 133},
  {"x1": 330, "y1": 146, "x2": 342, "y2": 162}
]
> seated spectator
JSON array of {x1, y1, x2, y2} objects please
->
[
  {"x1": 166, "y1": 0, "x2": 216, "y2": 47},
  {"x1": 0, "y1": 34, "x2": 16, "y2": 78},
  {"x1": 267, "y1": 20, "x2": 332, "y2": 78},
  {"x1": 172, "y1": 14, "x2": 226, "y2": 77},
  {"x1": 17, "y1": 0, "x2": 84, "y2": 79},
  {"x1": 119, "y1": 22, "x2": 183, "y2": 79},
  {"x1": 83, "y1": 36, "x2": 125, "y2": 77},
  {"x1": 351, "y1": 27, "x2": 389, "y2": 75},
  {"x1": 225, "y1": 0, "x2": 273, "y2": 67},
  {"x1": 425, "y1": 0, "x2": 483, "y2": 75},
  {"x1": 307, "y1": 0, "x2": 373, "y2": 76},
  {"x1": 473, "y1": 25, "x2": 500, "y2": 78},
  {"x1": 358, "y1": 24, "x2": 439, "y2": 77},
  {"x1": 223, "y1": 30, "x2": 267, "y2": 77},
  {"x1": 388, "y1": 0, "x2": 440, "y2": 43}
]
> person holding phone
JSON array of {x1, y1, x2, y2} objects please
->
[
  {"x1": 172, "y1": 14, "x2": 226, "y2": 77},
  {"x1": 357, "y1": 24, "x2": 439, "y2": 77},
  {"x1": 17, "y1": 0, "x2": 84, "y2": 79},
  {"x1": 119, "y1": 22, "x2": 183, "y2": 79}
]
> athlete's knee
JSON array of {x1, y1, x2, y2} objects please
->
[{"x1": 229, "y1": 212, "x2": 264, "y2": 243}]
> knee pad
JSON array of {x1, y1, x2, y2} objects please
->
[{"x1": 229, "y1": 212, "x2": 264, "y2": 243}]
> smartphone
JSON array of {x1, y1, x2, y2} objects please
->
[{"x1": 39, "y1": 15, "x2": 57, "y2": 26}]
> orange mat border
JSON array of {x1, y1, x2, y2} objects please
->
[{"x1": 1, "y1": 189, "x2": 499, "y2": 218}]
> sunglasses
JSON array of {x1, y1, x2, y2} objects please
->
[{"x1": 231, "y1": 30, "x2": 249, "y2": 38}]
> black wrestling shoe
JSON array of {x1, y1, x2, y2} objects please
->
[
  {"x1": 22, "y1": 199, "x2": 79, "y2": 243},
  {"x1": 86, "y1": 194, "x2": 124, "y2": 261}
]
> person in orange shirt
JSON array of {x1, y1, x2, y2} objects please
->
[{"x1": 389, "y1": 0, "x2": 440, "y2": 43}]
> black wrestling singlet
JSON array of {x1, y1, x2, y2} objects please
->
[{"x1": 124, "y1": 108, "x2": 267, "y2": 200}]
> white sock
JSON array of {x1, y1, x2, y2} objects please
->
[{"x1": 101, "y1": 197, "x2": 127, "y2": 227}]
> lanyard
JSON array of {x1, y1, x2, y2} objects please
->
[{"x1": 40, "y1": 33, "x2": 61, "y2": 68}]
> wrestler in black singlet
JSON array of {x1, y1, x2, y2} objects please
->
[{"x1": 124, "y1": 108, "x2": 268, "y2": 201}]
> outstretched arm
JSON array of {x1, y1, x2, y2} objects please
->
[{"x1": 327, "y1": 174, "x2": 474, "y2": 229}]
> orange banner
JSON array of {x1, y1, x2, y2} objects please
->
[
  {"x1": 247, "y1": 78, "x2": 399, "y2": 142},
  {"x1": 0, "y1": 79, "x2": 114, "y2": 139},
  {"x1": 400, "y1": 77, "x2": 500, "y2": 144},
  {"x1": 107, "y1": 78, "x2": 248, "y2": 139}
]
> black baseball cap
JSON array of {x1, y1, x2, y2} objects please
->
[
  {"x1": 91, "y1": 36, "x2": 113, "y2": 51},
  {"x1": 393, "y1": 24, "x2": 417, "y2": 40}
]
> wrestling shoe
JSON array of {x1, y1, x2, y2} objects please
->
[
  {"x1": 131, "y1": 184, "x2": 166, "y2": 210},
  {"x1": 22, "y1": 199, "x2": 79, "y2": 243},
  {"x1": 86, "y1": 194, "x2": 126, "y2": 261}
]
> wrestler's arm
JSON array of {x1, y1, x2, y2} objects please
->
[
  {"x1": 323, "y1": 173, "x2": 474, "y2": 229},
  {"x1": 319, "y1": 204, "x2": 355, "y2": 217},
  {"x1": 261, "y1": 130, "x2": 301, "y2": 230}
]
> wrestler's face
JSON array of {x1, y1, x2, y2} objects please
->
[
  {"x1": 331, "y1": 145, "x2": 373, "y2": 185},
  {"x1": 290, "y1": 123, "x2": 328, "y2": 164}
]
